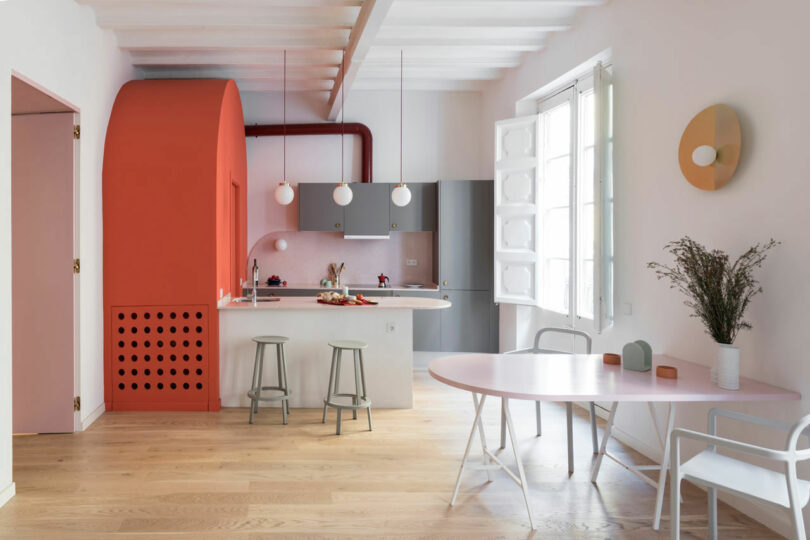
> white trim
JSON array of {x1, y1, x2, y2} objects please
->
[
  {"x1": 79, "y1": 403, "x2": 105, "y2": 432},
  {"x1": 0, "y1": 482, "x2": 15, "y2": 508}
]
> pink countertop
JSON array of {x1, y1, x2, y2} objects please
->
[
  {"x1": 250, "y1": 283, "x2": 440, "y2": 292},
  {"x1": 429, "y1": 353, "x2": 801, "y2": 403},
  {"x1": 220, "y1": 296, "x2": 451, "y2": 311}
]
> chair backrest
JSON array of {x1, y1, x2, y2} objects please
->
[
  {"x1": 788, "y1": 414, "x2": 810, "y2": 458},
  {"x1": 507, "y1": 327, "x2": 592, "y2": 355}
]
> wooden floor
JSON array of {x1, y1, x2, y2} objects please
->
[{"x1": 1, "y1": 372, "x2": 777, "y2": 539}]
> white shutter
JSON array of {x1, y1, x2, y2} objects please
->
[
  {"x1": 593, "y1": 62, "x2": 614, "y2": 332},
  {"x1": 494, "y1": 115, "x2": 541, "y2": 306}
]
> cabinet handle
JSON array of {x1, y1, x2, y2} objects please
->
[
  {"x1": 443, "y1": 295, "x2": 449, "y2": 300},
  {"x1": 392, "y1": 223, "x2": 398, "y2": 228},
  {"x1": 335, "y1": 222, "x2": 341, "y2": 228},
  {"x1": 443, "y1": 280, "x2": 448, "y2": 286}
]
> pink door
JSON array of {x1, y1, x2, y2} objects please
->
[{"x1": 11, "y1": 112, "x2": 75, "y2": 433}]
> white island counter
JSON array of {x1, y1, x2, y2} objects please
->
[{"x1": 219, "y1": 296, "x2": 450, "y2": 408}]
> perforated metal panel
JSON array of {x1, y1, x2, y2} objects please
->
[{"x1": 111, "y1": 305, "x2": 209, "y2": 404}]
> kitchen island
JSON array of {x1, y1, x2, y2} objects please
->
[{"x1": 219, "y1": 296, "x2": 450, "y2": 408}]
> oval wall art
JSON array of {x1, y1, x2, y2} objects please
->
[{"x1": 678, "y1": 104, "x2": 742, "y2": 190}]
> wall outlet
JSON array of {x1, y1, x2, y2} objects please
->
[
  {"x1": 406, "y1": 258, "x2": 418, "y2": 267},
  {"x1": 386, "y1": 321, "x2": 396, "y2": 333}
]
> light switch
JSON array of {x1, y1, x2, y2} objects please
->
[{"x1": 406, "y1": 258, "x2": 418, "y2": 266}]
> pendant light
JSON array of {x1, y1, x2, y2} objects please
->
[
  {"x1": 391, "y1": 50, "x2": 412, "y2": 207},
  {"x1": 333, "y1": 50, "x2": 353, "y2": 206},
  {"x1": 274, "y1": 50, "x2": 295, "y2": 205}
]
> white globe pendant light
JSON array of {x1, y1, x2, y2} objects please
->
[
  {"x1": 333, "y1": 50, "x2": 353, "y2": 207},
  {"x1": 274, "y1": 182, "x2": 294, "y2": 205},
  {"x1": 392, "y1": 50, "x2": 411, "y2": 208},
  {"x1": 275, "y1": 50, "x2": 294, "y2": 206}
]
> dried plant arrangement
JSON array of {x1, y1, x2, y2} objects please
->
[{"x1": 647, "y1": 237, "x2": 779, "y2": 345}]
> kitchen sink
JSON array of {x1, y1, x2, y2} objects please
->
[{"x1": 232, "y1": 297, "x2": 281, "y2": 303}]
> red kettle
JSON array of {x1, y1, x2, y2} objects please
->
[{"x1": 377, "y1": 273, "x2": 390, "y2": 288}]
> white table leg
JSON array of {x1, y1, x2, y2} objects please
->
[
  {"x1": 472, "y1": 392, "x2": 493, "y2": 482},
  {"x1": 591, "y1": 401, "x2": 618, "y2": 483},
  {"x1": 566, "y1": 402, "x2": 574, "y2": 474},
  {"x1": 653, "y1": 402, "x2": 676, "y2": 531},
  {"x1": 503, "y1": 398, "x2": 536, "y2": 530},
  {"x1": 450, "y1": 393, "x2": 487, "y2": 506}
]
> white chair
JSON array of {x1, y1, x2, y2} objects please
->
[
  {"x1": 500, "y1": 327, "x2": 598, "y2": 473},
  {"x1": 671, "y1": 408, "x2": 810, "y2": 540}
]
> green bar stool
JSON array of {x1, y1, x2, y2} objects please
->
[
  {"x1": 322, "y1": 340, "x2": 372, "y2": 435},
  {"x1": 248, "y1": 336, "x2": 290, "y2": 425}
]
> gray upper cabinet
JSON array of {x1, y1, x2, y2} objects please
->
[
  {"x1": 344, "y1": 183, "x2": 391, "y2": 236},
  {"x1": 438, "y1": 180, "x2": 494, "y2": 291},
  {"x1": 298, "y1": 183, "x2": 344, "y2": 232},
  {"x1": 389, "y1": 182, "x2": 437, "y2": 232}
]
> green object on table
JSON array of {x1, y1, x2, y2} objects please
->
[{"x1": 622, "y1": 340, "x2": 652, "y2": 372}]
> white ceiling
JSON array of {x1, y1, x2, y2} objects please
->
[{"x1": 77, "y1": 0, "x2": 604, "y2": 118}]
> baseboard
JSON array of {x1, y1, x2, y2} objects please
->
[
  {"x1": 577, "y1": 402, "x2": 791, "y2": 537},
  {"x1": 0, "y1": 482, "x2": 15, "y2": 508},
  {"x1": 79, "y1": 402, "x2": 105, "y2": 431}
]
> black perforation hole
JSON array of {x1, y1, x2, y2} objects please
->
[
  {"x1": 196, "y1": 368, "x2": 203, "y2": 376},
  {"x1": 195, "y1": 312, "x2": 202, "y2": 319},
  {"x1": 118, "y1": 383, "x2": 125, "y2": 390},
  {"x1": 183, "y1": 368, "x2": 189, "y2": 376},
  {"x1": 183, "y1": 340, "x2": 190, "y2": 347},
  {"x1": 131, "y1": 355, "x2": 138, "y2": 362},
  {"x1": 196, "y1": 354, "x2": 203, "y2": 361},
  {"x1": 157, "y1": 327, "x2": 164, "y2": 334},
  {"x1": 130, "y1": 313, "x2": 137, "y2": 320},
  {"x1": 118, "y1": 327, "x2": 124, "y2": 334},
  {"x1": 117, "y1": 313, "x2": 124, "y2": 320},
  {"x1": 170, "y1": 368, "x2": 177, "y2": 376},
  {"x1": 183, "y1": 327, "x2": 189, "y2": 334},
  {"x1": 131, "y1": 383, "x2": 138, "y2": 390},
  {"x1": 144, "y1": 383, "x2": 151, "y2": 390},
  {"x1": 118, "y1": 341, "x2": 125, "y2": 348},
  {"x1": 183, "y1": 382, "x2": 190, "y2": 390},
  {"x1": 183, "y1": 312, "x2": 189, "y2": 319},
  {"x1": 157, "y1": 369, "x2": 164, "y2": 376},
  {"x1": 131, "y1": 369, "x2": 138, "y2": 376},
  {"x1": 170, "y1": 312, "x2": 177, "y2": 319},
  {"x1": 144, "y1": 354, "x2": 151, "y2": 362},
  {"x1": 131, "y1": 340, "x2": 138, "y2": 348},
  {"x1": 195, "y1": 326, "x2": 203, "y2": 333},
  {"x1": 118, "y1": 369, "x2": 125, "y2": 376},
  {"x1": 144, "y1": 312, "x2": 151, "y2": 320},
  {"x1": 157, "y1": 312, "x2": 164, "y2": 319},
  {"x1": 157, "y1": 354, "x2": 164, "y2": 362},
  {"x1": 118, "y1": 355, "x2": 125, "y2": 362},
  {"x1": 144, "y1": 369, "x2": 151, "y2": 376},
  {"x1": 131, "y1": 327, "x2": 138, "y2": 334},
  {"x1": 157, "y1": 382, "x2": 164, "y2": 389},
  {"x1": 157, "y1": 340, "x2": 164, "y2": 348},
  {"x1": 170, "y1": 382, "x2": 177, "y2": 389},
  {"x1": 144, "y1": 327, "x2": 151, "y2": 334},
  {"x1": 170, "y1": 327, "x2": 176, "y2": 334},
  {"x1": 196, "y1": 340, "x2": 203, "y2": 347},
  {"x1": 170, "y1": 354, "x2": 177, "y2": 362},
  {"x1": 144, "y1": 340, "x2": 151, "y2": 348},
  {"x1": 170, "y1": 340, "x2": 177, "y2": 347},
  {"x1": 183, "y1": 354, "x2": 189, "y2": 362},
  {"x1": 196, "y1": 382, "x2": 203, "y2": 389}
]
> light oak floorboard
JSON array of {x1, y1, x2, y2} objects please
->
[{"x1": 1, "y1": 372, "x2": 777, "y2": 538}]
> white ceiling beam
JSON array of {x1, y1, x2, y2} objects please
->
[
  {"x1": 392, "y1": 0, "x2": 604, "y2": 5},
  {"x1": 383, "y1": 18, "x2": 572, "y2": 30},
  {"x1": 358, "y1": 66, "x2": 503, "y2": 80},
  {"x1": 373, "y1": 39, "x2": 546, "y2": 51},
  {"x1": 326, "y1": 0, "x2": 394, "y2": 120},
  {"x1": 352, "y1": 78, "x2": 486, "y2": 91},
  {"x1": 92, "y1": 6, "x2": 359, "y2": 29},
  {"x1": 142, "y1": 65, "x2": 339, "y2": 79},
  {"x1": 130, "y1": 49, "x2": 343, "y2": 67},
  {"x1": 116, "y1": 28, "x2": 349, "y2": 50},
  {"x1": 78, "y1": 0, "x2": 362, "y2": 7},
  {"x1": 236, "y1": 80, "x2": 335, "y2": 92}
]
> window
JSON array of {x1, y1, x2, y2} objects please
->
[{"x1": 494, "y1": 62, "x2": 613, "y2": 331}]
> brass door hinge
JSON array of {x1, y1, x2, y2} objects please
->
[
  {"x1": 73, "y1": 258, "x2": 80, "y2": 274},
  {"x1": 73, "y1": 396, "x2": 81, "y2": 412},
  {"x1": 73, "y1": 125, "x2": 80, "y2": 140}
]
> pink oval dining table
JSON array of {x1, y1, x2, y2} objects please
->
[{"x1": 429, "y1": 353, "x2": 800, "y2": 531}]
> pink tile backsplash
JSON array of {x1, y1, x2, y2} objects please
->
[{"x1": 248, "y1": 230, "x2": 435, "y2": 287}]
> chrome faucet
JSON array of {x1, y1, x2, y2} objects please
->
[{"x1": 252, "y1": 258, "x2": 259, "y2": 304}]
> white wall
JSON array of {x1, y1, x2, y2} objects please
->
[
  {"x1": 0, "y1": 0, "x2": 134, "y2": 504},
  {"x1": 483, "y1": 0, "x2": 810, "y2": 534}
]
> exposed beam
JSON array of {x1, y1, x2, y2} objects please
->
[
  {"x1": 383, "y1": 18, "x2": 573, "y2": 30},
  {"x1": 357, "y1": 65, "x2": 503, "y2": 80},
  {"x1": 352, "y1": 78, "x2": 487, "y2": 91},
  {"x1": 236, "y1": 80, "x2": 335, "y2": 92},
  {"x1": 393, "y1": 0, "x2": 604, "y2": 5},
  {"x1": 92, "y1": 5, "x2": 359, "y2": 29},
  {"x1": 78, "y1": 0, "x2": 362, "y2": 7},
  {"x1": 116, "y1": 28, "x2": 349, "y2": 50},
  {"x1": 142, "y1": 65, "x2": 339, "y2": 79},
  {"x1": 130, "y1": 49, "x2": 343, "y2": 67},
  {"x1": 372, "y1": 39, "x2": 546, "y2": 51},
  {"x1": 327, "y1": 0, "x2": 394, "y2": 120}
]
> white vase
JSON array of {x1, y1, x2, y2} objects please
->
[{"x1": 717, "y1": 343, "x2": 740, "y2": 390}]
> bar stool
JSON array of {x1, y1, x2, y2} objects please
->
[
  {"x1": 247, "y1": 336, "x2": 290, "y2": 425},
  {"x1": 322, "y1": 340, "x2": 372, "y2": 435}
]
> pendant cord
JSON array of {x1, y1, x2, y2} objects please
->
[
  {"x1": 400, "y1": 50, "x2": 403, "y2": 185},
  {"x1": 341, "y1": 49, "x2": 345, "y2": 184},
  {"x1": 283, "y1": 49, "x2": 286, "y2": 183}
]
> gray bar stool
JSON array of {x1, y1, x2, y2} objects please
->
[
  {"x1": 322, "y1": 340, "x2": 372, "y2": 435},
  {"x1": 248, "y1": 335, "x2": 290, "y2": 425}
]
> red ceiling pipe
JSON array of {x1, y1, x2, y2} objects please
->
[{"x1": 245, "y1": 122, "x2": 373, "y2": 183}]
